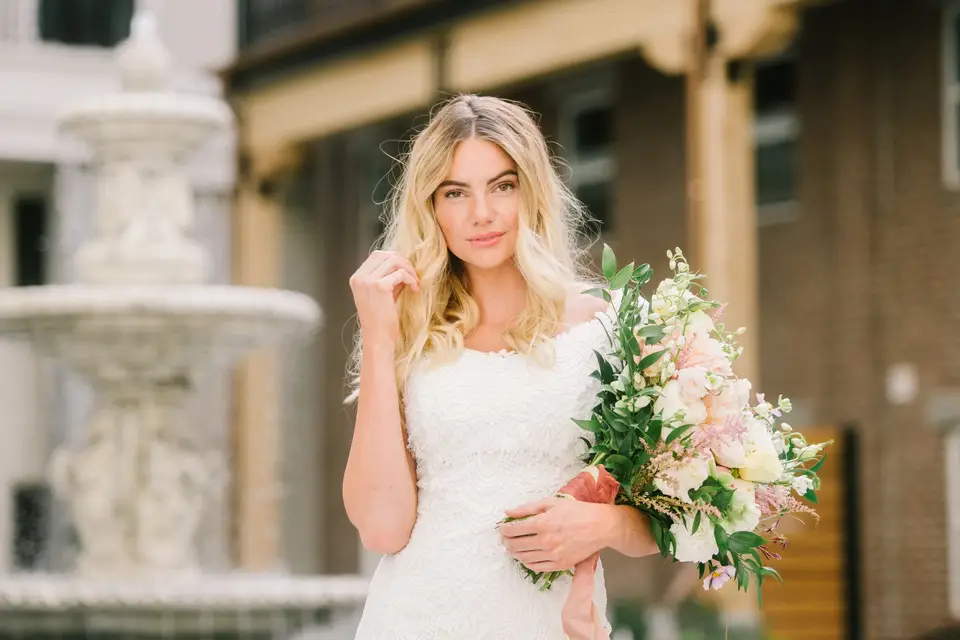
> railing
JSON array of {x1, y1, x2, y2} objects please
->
[{"x1": 238, "y1": 0, "x2": 436, "y2": 51}]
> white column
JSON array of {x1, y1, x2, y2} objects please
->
[{"x1": 16, "y1": 0, "x2": 38, "y2": 43}]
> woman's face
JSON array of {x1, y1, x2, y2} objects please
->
[{"x1": 433, "y1": 138, "x2": 520, "y2": 272}]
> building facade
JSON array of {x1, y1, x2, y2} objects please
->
[
  {"x1": 226, "y1": 0, "x2": 960, "y2": 638},
  {"x1": 0, "y1": 0, "x2": 236, "y2": 573}
]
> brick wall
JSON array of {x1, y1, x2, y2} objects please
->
[{"x1": 585, "y1": 1, "x2": 957, "y2": 637}]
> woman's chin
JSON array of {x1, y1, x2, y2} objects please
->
[{"x1": 459, "y1": 251, "x2": 516, "y2": 272}]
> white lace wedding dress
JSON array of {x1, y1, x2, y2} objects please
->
[{"x1": 354, "y1": 307, "x2": 616, "y2": 639}]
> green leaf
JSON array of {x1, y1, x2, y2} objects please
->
[
  {"x1": 645, "y1": 419, "x2": 663, "y2": 445},
  {"x1": 636, "y1": 349, "x2": 667, "y2": 372},
  {"x1": 602, "y1": 244, "x2": 617, "y2": 281},
  {"x1": 712, "y1": 487, "x2": 735, "y2": 512},
  {"x1": 601, "y1": 404, "x2": 627, "y2": 433},
  {"x1": 728, "y1": 531, "x2": 766, "y2": 553},
  {"x1": 692, "y1": 511, "x2": 702, "y2": 534},
  {"x1": 633, "y1": 264, "x2": 653, "y2": 286},
  {"x1": 665, "y1": 423, "x2": 695, "y2": 445},
  {"x1": 810, "y1": 452, "x2": 828, "y2": 473},
  {"x1": 593, "y1": 350, "x2": 614, "y2": 383},
  {"x1": 610, "y1": 262, "x2": 635, "y2": 290},
  {"x1": 573, "y1": 418, "x2": 602, "y2": 433},
  {"x1": 603, "y1": 454, "x2": 632, "y2": 482},
  {"x1": 714, "y1": 526, "x2": 729, "y2": 554},
  {"x1": 803, "y1": 488, "x2": 819, "y2": 504},
  {"x1": 635, "y1": 325, "x2": 665, "y2": 342}
]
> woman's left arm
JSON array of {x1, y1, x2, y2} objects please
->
[{"x1": 603, "y1": 504, "x2": 658, "y2": 558}]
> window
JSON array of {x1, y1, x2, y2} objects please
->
[
  {"x1": 943, "y1": 4, "x2": 960, "y2": 187},
  {"x1": 559, "y1": 87, "x2": 616, "y2": 236},
  {"x1": 12, "y1": 482, "x2": 50, "y2": 571},
  {"x1": 754, "y1": 56, "x2": 799, "y2": 219},
  {"x1": 14, "y1": 195, "x2": 48, "y2": 287},
  {"x1": 239, "y1": 0, "x2": 309, "y2": 51},
  {"x1": 38, "y1": 0, "x2": 134, "y2": 48}
]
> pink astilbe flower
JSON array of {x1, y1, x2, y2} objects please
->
[
  {"x1": 690, "y1": 414, "x2": 747, "y2": 457},
  {"x1": 673, "y1": 340, "x2": 694, "y2": 371},
  {"x1": 754, "y1": 484, "x2": 819, "y2": 521},
  {"x1": 709, "y1": 303, "x2": 727, "y2": 323}
]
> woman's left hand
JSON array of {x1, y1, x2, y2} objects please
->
[{"x1": 498, "y1": 497, "x2": 613, "y2": 573}]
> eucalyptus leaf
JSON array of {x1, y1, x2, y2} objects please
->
[
  {"x1": 810, "y1": 452, "x2": 828, "y2": 473},
  {"x1": 602, "y1": 244, "x2": 617, "y2": 280},
  {"x1": 636, "y1": 349, "x2": 667, "y2": 371},
  {"x1": 665, "y1": 423, "x2": 695, "y2": 445},
  {"x1": 573, "y1": 418, "x2": 602, "y2": 433},
  {"x1": 610, "y1": 263, "x2": 635, "y2": 290}
]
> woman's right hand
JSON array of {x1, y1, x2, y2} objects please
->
[{"x1": 349, "y1": 250, "x2": 420, "y2": 346}]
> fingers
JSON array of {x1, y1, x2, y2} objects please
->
[
  {"x1": 523, "y1": 560, "x2": 564, "y2": 573},
  {"x1": 500, "y1": 516, "x2": 542, "y2": 538},
  {"x1": 378, "y1": 269, "x2": 419, "y2": 294},
  {"x1": 514, "y1": 550, "x2": 554, "y2": 566},
  {"x1": 354, "y1": 250, "x2": 392, "y2": 278},
  {"x1": 500, "y1": 533, "x2": 542, "y2": 554},
  {"x1": 504, "y1": 498, "x2": 554, "y2": 520},
  {"x1": 352, "y1": 251, "x2": 421, "y2": 293},
  {"x1": 369, "y1": 254, "x2": 420, "y2": 292}
]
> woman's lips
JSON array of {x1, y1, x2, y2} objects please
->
[{"x1": 468, "y1": 232, "x2": 505, "y2": 247}]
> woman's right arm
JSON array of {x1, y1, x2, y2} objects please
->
[{"x1": 342, "y1": 250, "x2": 420, "y2": 555}]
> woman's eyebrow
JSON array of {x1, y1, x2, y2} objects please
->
[{"x1": 437, "y1": 170, "x2": 518, "y2": 190}]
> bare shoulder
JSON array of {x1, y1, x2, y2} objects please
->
[{"x1": 563, "y1": 286, "x2": 610, "y2": 327}]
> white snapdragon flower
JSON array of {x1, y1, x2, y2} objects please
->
[{"x1": 791, "y1": 475, "x2": 814, "y2": 496}]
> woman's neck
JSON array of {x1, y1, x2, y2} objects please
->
[{"x1": 464, "y1": 262, "x2": 527, "y2": 329}]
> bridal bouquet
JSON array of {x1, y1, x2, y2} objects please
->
[{"x1": 516, "y1": 246, "x2": 830, "y2": 605}]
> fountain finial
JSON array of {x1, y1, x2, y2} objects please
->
[{"x1": 116, "y1": 11, "x2": 172, "y2": 92}]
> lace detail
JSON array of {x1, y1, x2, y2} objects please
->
[{"x1": 354, "y1": 306, "x2": 618, "y2": 639}]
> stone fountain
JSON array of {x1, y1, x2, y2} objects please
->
[{"x1": 0, "y1": 13, "x2": 367, "y2": 639}]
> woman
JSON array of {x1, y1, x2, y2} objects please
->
[{"x1": 343, "y1": 95, "x2": 657, "y2": 639}]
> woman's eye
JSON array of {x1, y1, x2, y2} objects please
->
[
  {"x1": 444, "y1": 190, "x2": 465, "y2": 199},
  {"x1": 495, "y1": 182, "x2": 515, "y2": 192}
]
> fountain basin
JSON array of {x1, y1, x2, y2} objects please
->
[
  {"x1": 60, "y1": 93, "x2": 232, "y2": 159},
  {"x1": 0, "y1": 573, "x2": 369, "y2": 638},
  {"x1": 0, "y1": 285, "x2": 320, "y2": 376}
]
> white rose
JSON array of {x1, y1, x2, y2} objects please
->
[
  {"x1": 719, "y1": 478, "x2": 761, "y2": 534},
  {"x1": 713, "y1": 438, "x2": 747, "y2": 468},
  {"x1": 708, "y1": 379, "x2": 752, "y2": 423},
  {"x1": 676, "y1": 367, "x2": 710, "y2": 401},
  {"x1": 738, "y1": 417, "x2": 784, "y2": 483},
  {"x1": 670, "y1": 516, "x2": 719, "y2": 563},
  {"x1": 654, "y1": 455, "x2": 710, "y2": 503},
  {"x1": 655, "y1": 380, "x2": 708, "y2": 426},
  {"x1": 686, "y1": 310, "x2": 716, "y2": 337}
]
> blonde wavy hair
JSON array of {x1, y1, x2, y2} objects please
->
[{"x1": 347, "y1": 94, "x2": 598, "y2": 401}]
